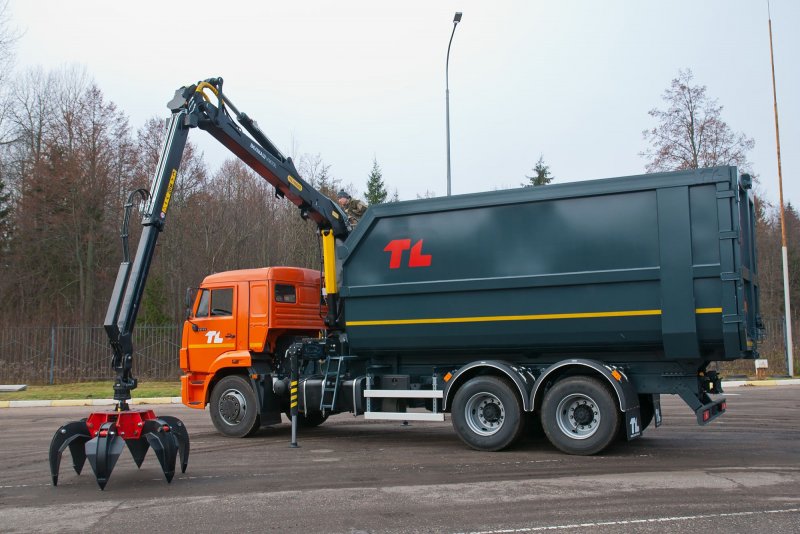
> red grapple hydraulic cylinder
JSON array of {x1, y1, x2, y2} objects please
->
[{"x1": 86, "y1": 409, "x2": 156, "y2": 440}]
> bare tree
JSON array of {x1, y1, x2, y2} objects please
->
[
  {"x1": 641, "y1": 69, "x2": 754, "y2": 173},
  {"x1": 0, "y1": 0, "x2": 20, "y2": 144}
]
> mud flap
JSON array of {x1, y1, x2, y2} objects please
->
[
  {"x1": 624, "y1": 406, "x2": 643, "y2": 440},
  {"x1": 653, "y1": 395, "x2": 663, "y2": 427}
]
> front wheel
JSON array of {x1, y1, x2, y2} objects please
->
[
  {"x1": 210, "y1": 375, "x2": 261, "y2": 437},
  {"x1": 540, "y1": 376, "x2": 620, "y2": 455},
  {"x1": 451, "y1": 376, "x2": 524, "y2": 451}
]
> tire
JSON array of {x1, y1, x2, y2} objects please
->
[
  {"x1": 540, "y1": 376, "x2": 620, "y2": 455},
  {"x1": 451, "y1": 376, "x2": 524, "y2": 451},
  {"x1": 210, "y1": 375, "x2": 261, "y2": 438}
]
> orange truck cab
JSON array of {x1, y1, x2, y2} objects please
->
[{"x1": 180, "y1": 267, "x2": 324, "y2": 435}]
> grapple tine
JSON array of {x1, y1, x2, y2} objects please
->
[
  {"x1": 85, "y1": 421, "x2": 125, "y2": 490},
  {"x1": 142, "y1": 419, "x2": 178, "y2": 483},
  {"x1": 159, "y1": 415, "x2": 190, "y2": 473},
  {"x1": 48, "y1": 420, "x2": 91, "y2": 486},
  {"x1": 125, "y1": 437, "x2": 150, "y2": 468}
]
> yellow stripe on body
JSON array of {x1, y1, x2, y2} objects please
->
[
  {"x1": 290, "y1": 402, "x2": 298, "y2": 408},
  {"x1": 188, "y1": 343, "x2": 236, "y2": 349},
  {"x1": 346, "y1": 308, "x2": 723, "y2": 327}
]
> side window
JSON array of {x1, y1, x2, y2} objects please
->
[
  {"x1": 275, "y1": 284, "x2": 297, "y2": 303},
  {"x1": 196, "y1": 289, "x2": 210, "y2": 317},
  {"x1": 210, "y1": 288, "x2": 234, "y2": 316}
]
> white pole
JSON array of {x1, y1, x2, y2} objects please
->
[{"x1": 782, "y1": 247, "x2": 794, "y2": 376}]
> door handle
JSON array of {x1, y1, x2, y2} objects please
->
[{"x1": 225, "y1": 333, "x2": 236, "y2": 339}]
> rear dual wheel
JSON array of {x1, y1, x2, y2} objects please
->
[
  {"x1": 540, "y1": 376, "x2": 620, "y2": 455},
  {"x1": 451, "y1": 376, "x2": 524, "y2": 451}
]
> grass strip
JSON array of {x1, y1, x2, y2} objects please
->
[{"x1": 0, "y1": 381, "x2": 180, "y2": 401}]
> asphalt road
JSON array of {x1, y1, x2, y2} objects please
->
[{"x1": 1, "y1": 386, "x2": 798, "y2": 533}]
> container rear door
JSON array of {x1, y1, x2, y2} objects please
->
[{"x1": 737, "y1": 177, "x2": 761, "y2": 354}]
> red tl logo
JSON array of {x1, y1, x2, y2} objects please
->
[{"x1": 384, "y1": 239, "x2": 432, "y2": 269}]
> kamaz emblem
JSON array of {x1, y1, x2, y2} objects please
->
[{"x1": 384, "y1": 239, "x2": 432, "y2": 269}]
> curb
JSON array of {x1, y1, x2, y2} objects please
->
[
  {"x1": 723, "y1": 378, "x2": 800, "y2": 388},
  {"x1": 0, "y1": 397, "x2": 182, "y2": 409}
]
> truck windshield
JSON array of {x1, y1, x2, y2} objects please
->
[{"x1": 196, "y1": 289, "x2": 209, "y2": 317}]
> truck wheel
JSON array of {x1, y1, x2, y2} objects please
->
[
  {"x1": 451, "y1": 376, "x2": 524, "y2": 451},
  {"x1": 210, "y1": 375, "x2": 260, "y2": 438},
  {"x1": 540, "y1": 376, "x2": 620, "y2": 455}
]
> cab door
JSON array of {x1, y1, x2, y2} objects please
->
[
  {"x1": 187, "y1": 285, "x2": 237, "y2": 371},
  {"x1": 248, "y1": 282, "x2": 268, "y2": 352}
]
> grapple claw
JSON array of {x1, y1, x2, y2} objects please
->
[
  {"x1": 48, "y1": 420, "x2": 91, "y2": 486},
  {"x1": 86, "y1": 421, "x2": 125, "y2": 490},
  {"x1": 159, "y1": 415, "x2": 190, "y2": 473},
  {"x1": 125, "y1": 436, "x2": 150, "y2": 468},
  {"x1": 142, "y1": 419, "x2": 178, "y2": 483}
]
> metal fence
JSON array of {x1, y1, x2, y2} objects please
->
[
  {"x1": 0, "y1": 320, "x2": 796, "y2": 385},
  {"x1": 717, "y1": 318, "x2": 798, "y2": 377},
  {"x1": 0, "y1": 326, "x2": 182, "y2": 384}
]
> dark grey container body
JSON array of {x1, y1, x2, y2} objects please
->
[{"x1": 338, "y1": 167, "x2": 759, "y2": 365}]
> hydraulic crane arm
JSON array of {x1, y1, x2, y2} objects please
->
[
  {"x1": 171, "y1": 78, "x2": 349, "y2": 237},
  {"x1": 104, "y1": 78, "x2": 349, "y2": 405}
]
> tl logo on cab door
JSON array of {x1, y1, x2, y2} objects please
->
[
  {"x1": 205, "y1": 331, "x2": 224, "y2": 344},
  {"x1": 384, "y1": 239, "x2": 432, "y2": 269}
]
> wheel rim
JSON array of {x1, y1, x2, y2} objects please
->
[
  {"x1": 218, "y1": 388, "x2": 247, "y2": 426},
  {"x1": 464, "y1": 392, "x2": 505, "y2": 436},
  {"x1": 555, "y1": 393, "x2": 601, "y2": 439}
]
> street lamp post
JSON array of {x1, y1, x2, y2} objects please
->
[{"x1": 446, "y1": 11, "x2": 462, "y2": 197}]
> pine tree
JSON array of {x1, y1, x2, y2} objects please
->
[
  {"x1": 364, "y1": 158, "x2": 388, "y2": 205},
  {"x1": 523, "y1": 155, "x2": 554, "y2": 187}
]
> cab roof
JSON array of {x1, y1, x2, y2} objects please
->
[{"x1": 202, "y1": 267, "x2": 321, "y2": 285}]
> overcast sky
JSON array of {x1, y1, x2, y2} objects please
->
[{"x1": 8, "y1": 0, "x2": 799, "y2": 206}]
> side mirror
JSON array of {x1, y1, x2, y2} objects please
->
[{"x1": 185, "y1": 287, "x2": 197, "y2": 319}]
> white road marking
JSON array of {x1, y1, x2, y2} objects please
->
[{"x1": 458, "y1": 507, "x2": 800, "y2": 533}]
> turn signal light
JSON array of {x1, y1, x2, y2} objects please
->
[
  {"x1": 611, "y1": 370, "x2": 622, "y2": 381},
  {"x1": 443, "y1": 372, "x2": 453, "y2": 382}
]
